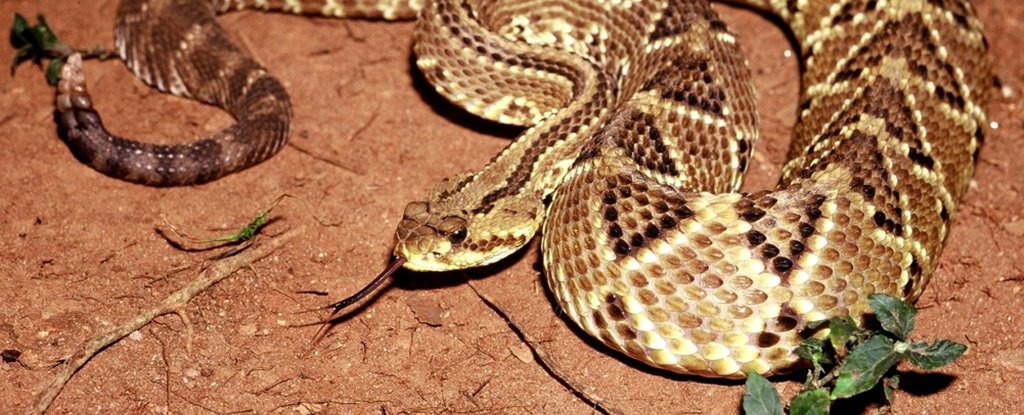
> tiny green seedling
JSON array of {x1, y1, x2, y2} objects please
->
[
  {"x1": 10, "y1": 13, "x2": 114, "y2": 84},
  {"x1": 163, "y1": 194, "x2": 290, "y2": 259},
  {"x1": 743, "y1": 293, "x2": 966, "y2": 415}
]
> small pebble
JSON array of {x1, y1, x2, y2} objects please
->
[
  {"x1": 510, "y1": 343, "x2": 534, "y2": 364},
  {"x1": 239, "y1": 324, "x2": 257, "y2": 336},
  {"x1": 1000, "y1": 85, "x2": 1015, "y2": 99}
]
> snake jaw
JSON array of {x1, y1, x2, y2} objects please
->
[
  {"x1": 393, "y1": 196, "x2": 542, "y2": 271},
  {"x1": 394, "y1": 201, "x2": 470, "y2": 271}
]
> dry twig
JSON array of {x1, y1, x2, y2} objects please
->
[
  {"x1": 464, "y1": 280, "x2": 624, "y2": 415},
  {"x1": 26, "y1": 225, "x2": 306, "y2": 415}
]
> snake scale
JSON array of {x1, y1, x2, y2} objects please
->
[{"x1": 55, "y1": 0, "x2": 990, "y2": 377}]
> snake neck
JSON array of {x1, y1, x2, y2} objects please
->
[{"x1": 396, "y1": 0, "x2": 745, "y2": 271}]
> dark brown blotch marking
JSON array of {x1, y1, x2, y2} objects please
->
[
  {"x1": 616, "y1": 323, "x2": 638, "y2": 340},
  {"x1": 609, "y1": 223, "x2": 623, "y2": 238},
  {"x1": 603, "y1": 191, "x2": 617, "y2": 204},
  {"x1": 789, "y1": 240, "x2": 805, "y2": 256},
  {"x1": 798, "y1": 223, "x2": 815, "y2": 238},
  {"x1": 630, "y1": 233, "x2": 645, "y2": 247},
  {"x1": 604, "y1": 207, "x2": 619, "y2": 221},
  {"x1": 674, "y1": 206, "x2": 694, "y2": 220},
  {"x1": 614, "y1": 240, "x2": 630, "y2": 255},
  {"x1": 776, "y1": 315, "x2": 799, "y2": 332},
  {"x1": 606, "y1": 294, "x2": 627, "y2": 321},
  {"x1": 742, "y1": 208, "x2": 766, "y2": 222},
  {"x1": 659, "y1": 215, "x2": 677, "y2": 229},
  {"x1": 757, "y1": 332, "x2": 780, "y2": 347},
  {"x1": 747, "y1": 230, "x2": 766, "y2": 246},
  {"x1": 773, "y1": 257, "x2": 794, "y2": 273}
]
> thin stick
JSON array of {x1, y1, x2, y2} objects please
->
[
  {"x1": 26, "y1": 225, "x2": 305, "y2": 415},
  {"x1": 465, "y1": 280, "x2": 624, "y2": 415},
  {"x1": 285, "y1": 142, "x2": 366, "y2": 176}
]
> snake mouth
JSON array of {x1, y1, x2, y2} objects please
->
[
  {"x1": 393, "y1": 217, "x2": 446, "y2": 267},
  {"x1": 393, "y1": 232, "x2": 464, "y2": 272},
  {"x1": 399, "y1": 254, "x2": 455, "y2": 272},
  {"x1": 392, "y1": 200, "x2": 471, "y2": 271}
]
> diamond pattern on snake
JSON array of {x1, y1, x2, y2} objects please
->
[{"x1": 55, "y1": 0, "x2": 991, "y2": 377}]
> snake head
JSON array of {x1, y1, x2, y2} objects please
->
[{"x1": 393, "y1": 184, "x2": 543, "y2": 272}]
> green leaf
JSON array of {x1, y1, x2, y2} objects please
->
[
  {"x1": 35, "y1": 15, "x2": 59, "y2": 48},
  {"x1": 45, "y1": 58, "x2": 63, "y2": 85},
  {"x1": 796, "y1": 337, "x2": 833, "y2": 377},
  {"x1": 907, "y1": 339, "x2": 967, "y2": 370},
  {"x1": 12, "y1": 13, "x2": 28, "y2": 35},
  {"x1": 828, "y1": 315, "x2": 857, "y2": 354},
  {"x1": 10, "y1": 13, "x2": 112, "y2": 80},
  {"x1": 11, "y1": 45, "x2": 30, "y2": 73},
  {"x1": 9, "y1": 13, "x2": 69, "y2": 76},
  {"x1": 882, "y1": 374, "x2": 900, "y2": 404},
  {"x1": 743, "y1": 371, "x2": 783, "y2": 415},
  {"x1": 806, "y1": 319, "x2": 828, "y2": 330},
  {"x1": 869, "y1": 294, "x2": 916, "y2": 340},
  {"x1": 790, "y1": 388, "x2": 830, "y2": 415},
  {"x1": 796, "y1": 337, "x2": 823, "y2": 361},
  {"x1": 10, "y1": 14, "x2": 45, "y2": 71},
  {"x1": 831, "y1": 335, "x2": 902, "y2": 399},
  {"x1": 10, "y1": 14, "x2": 33, "y2": 73}
]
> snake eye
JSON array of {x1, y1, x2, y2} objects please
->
[
  {"x1": 448, "y1": 227, "x2": 467, "y2": 244},
  {"x1": 439, "y1": 216, "x2": 468, "y2": 245}
]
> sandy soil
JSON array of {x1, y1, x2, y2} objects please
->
[{"x1": 1, "y1": 1, "x2": 1022, "y2": 414}]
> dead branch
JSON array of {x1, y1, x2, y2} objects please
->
[
  {"x1": 26, "y1": 225, "x2": 306, "y2": 415},
  {"x1": 465, "y1": 280, "x2": 624, "y2": 415}
]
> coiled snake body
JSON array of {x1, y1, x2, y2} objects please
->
[{"x1": 56, "y1": 0, "x2": 991, "y2": 377}]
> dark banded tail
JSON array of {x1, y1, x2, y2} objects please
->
[{"x1": 55, "y1": 0, "x2": 291, "y2": 186}]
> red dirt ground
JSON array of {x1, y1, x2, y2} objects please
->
[{"x1": 2, "y1": 1, "x2": 1022, "y2": 414}]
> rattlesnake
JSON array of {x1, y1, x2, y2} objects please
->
[{"x1": 56, "y1": 0, "x2": 990, "y2": 377}]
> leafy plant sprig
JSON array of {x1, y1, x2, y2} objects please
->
[
  {"x1": 743, "y1": 293, "x2": 966, "y2": 414},
  {"x1": 10, "y1": 13, "x2": 114, "y2": 84},
  {"x1": 162, "y1": 194, "x2": 290, "y2": 259}
]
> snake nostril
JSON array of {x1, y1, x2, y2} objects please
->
[{"x1": 416, "y1": 238, "x2": 434, "y2": 255}]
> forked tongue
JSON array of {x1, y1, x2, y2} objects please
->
[{"x1": 310, "y1": 257, "x2": 407, "y2": 347}]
